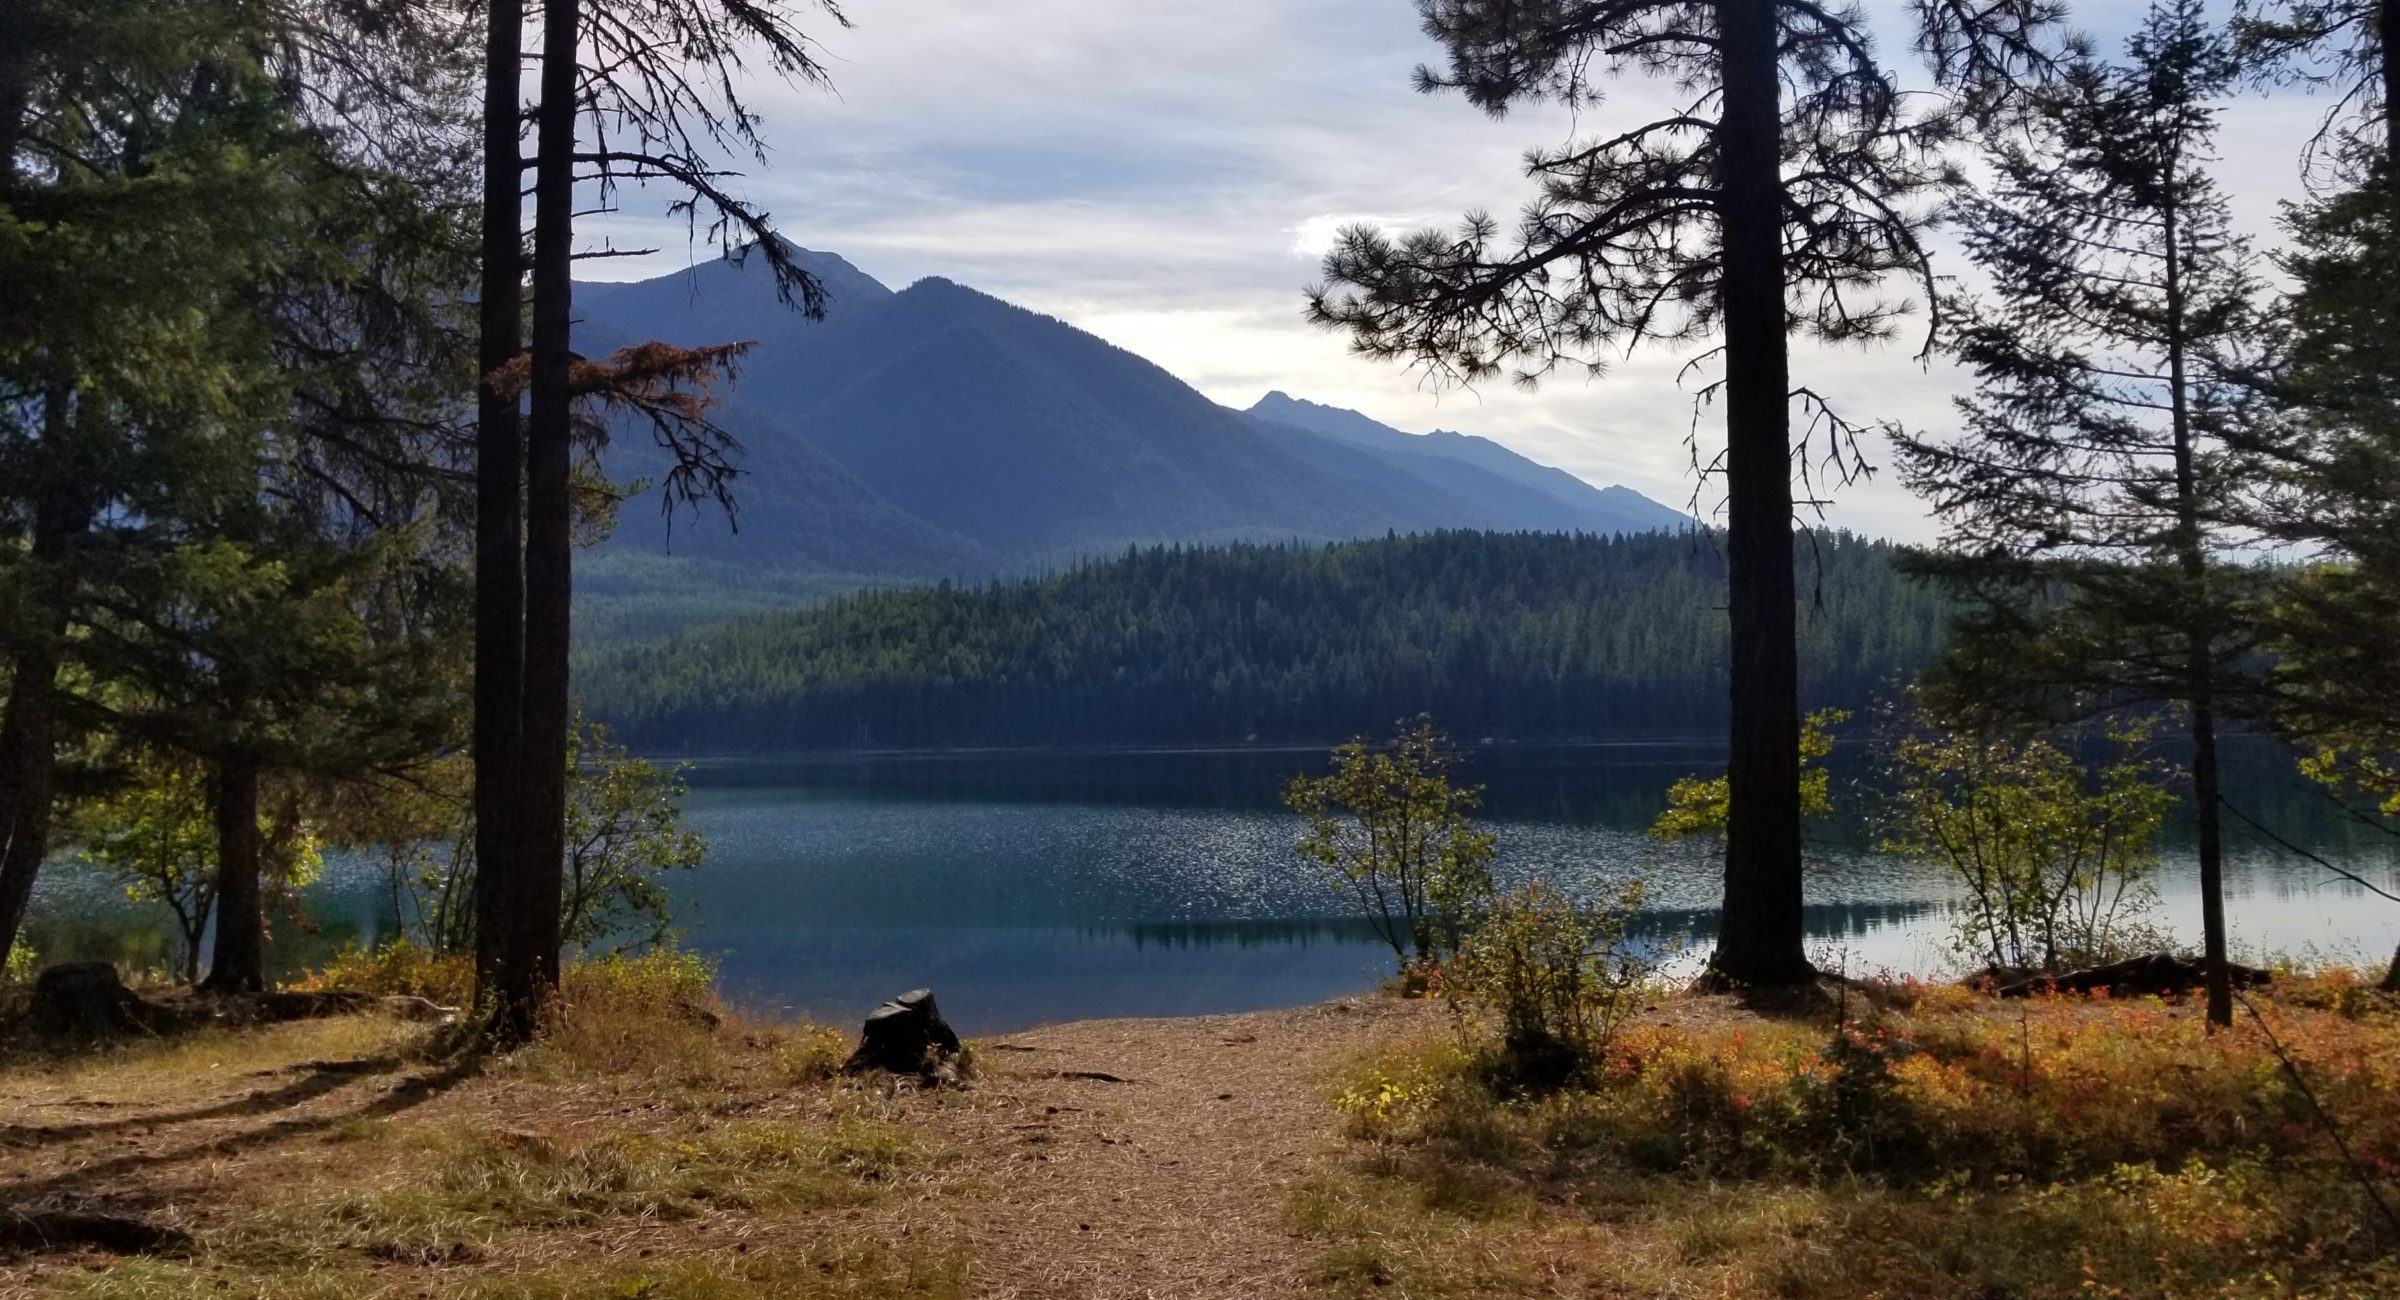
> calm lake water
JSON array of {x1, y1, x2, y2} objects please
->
[{"x1": 29, "y1": 741, "x2": 2400, "y2": 1035}]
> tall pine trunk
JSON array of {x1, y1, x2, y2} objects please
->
[
  {"x1": 2190, "y1": 700, "x2": 2233, "y2": 1023},
  {"x1": 2382, "y1": 0, "x2": 2399, "y2": 165},
  {"x1": 0, "y1": 390, "x2": 89, "y2": 969},
  {"x1": 0, "y1": 4, "x2": 32, "y2": 189},
  {"x1": 488, "y1": 0, "x2": 579, "y2": 1043},
  {"x1": 2162, "y1": 189, "x2": 2234, "y2": 1030},
  {"x1": 2370, "y1": 0, "x2": 2399, "y2": 999},
  {"x1": 473, "y1": 0, "x2": 526, "y2": 1004},
  {"x1": 1706, "y1": 0, "x2": 1811, "y2": 988},
  {"x1": 199, "y1": 758, "x2": 266, "y2": 995}
]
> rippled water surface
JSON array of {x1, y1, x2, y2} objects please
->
[{"x1": 33, "y1": 742, "x2": 2400, "y2": 1034}]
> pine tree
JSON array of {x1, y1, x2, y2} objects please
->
[
  {"x1": 0, "y1": 0, "x2": 477, "y2": 975},
  {"x1": 1306, "y1": 0, "x2": 2056, "y2": 988},
  {"x1": 2238, "y1": 0, "x2": 2400, "y2": 1000},
  {"x1": 2243, "y1": 140, "x2": 2400, "y2": 994},
  {"x1": 476, "y1": 0, "x2": 847, "y2": 1043},
  {"x1": 1893, "y1": 0, "x2": 2271, "y2": 1028},
  {"x1": 2237, "y1": 0, "x2": 2398, "y2": 176},
  {"x1": 0, "y1": 0, "x2": 334, "y2": 968}
]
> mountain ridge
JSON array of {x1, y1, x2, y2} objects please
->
[{"x1": 573, "y1": 247, "x2": 1694, "y2": 641}]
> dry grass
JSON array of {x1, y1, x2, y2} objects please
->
[
  {"x1": 0, "y1": 958, "x2": 958, "y2": 1300},
  {"x1": 0, "y1": 954, "x2": 1421, "y2": 1300},
  {"x1": 19, "y1": 959, "x2": 2391, "y2": 1299},
  {"x1": 1299, "y1": 971, "x2": 2400, "y2": 1299},
  {"x1": 878, "y1": 994, "x2": 1435, "y2": 1299}
]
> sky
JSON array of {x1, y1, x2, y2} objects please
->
[{"x1": 591, "y1": 0, "x2": 2337, "y2": 542}]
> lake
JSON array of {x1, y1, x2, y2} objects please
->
[{"x1": 29, "y1": 741, "x2": 2400, "y2": 1034}]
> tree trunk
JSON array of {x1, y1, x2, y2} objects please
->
[
  {"x1": 2380, "y1": 943, "x2": 2399, "y2": 993},
  {"x1": 2160, "y1": 178, "x2": 2233, "y2": 1031},
  {"x1": 199, "y1": 758, "x2": 267, "y2": 995},
  {"x1": 1704, "y1": 0, "x2": 1811, "y2": 989},
  {"x1": 2190, "y1": 702, "x2": 2233, "y2": 1027},
  {"x1": 0, "y1": 390, "x2": 90, "y2": 970},
  {"x1": 473, "y1": 0, "x2": 526, "y2": 1005},
  {"x1": 2382, "y1": 0, "x2": 2399, "y2": 170},
  {"x1": 0, "y1": 2, "x2": 34, "y2": 190},
  {"x1": 488, "y1": 0, "x2": 579, "y2": 1044}
]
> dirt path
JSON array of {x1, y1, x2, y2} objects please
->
[
  {"x1": 0, "y1": 996, "x2": 1436, "y2": 1298},
  {"x1": 905, "y1": 996, "x2": 1427, "y2": 1300}
]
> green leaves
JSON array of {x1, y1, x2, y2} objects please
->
[
  {"x1": 1881, "y1": 714, "x2": 2172, "y2": 972},
  {"x1": 561, "y1": 712, "x2": 706, "y2": 954},
  {"x1": 1651, "y1": 709, "x2": 1849, "y2": 842},
  {"x1": 1285, "y1": 715, "x2": 1496, "y2": 972}
]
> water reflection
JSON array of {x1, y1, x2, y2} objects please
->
[{"x1": 25, "y1": 740, "x2": 2400, "y2": 1035}]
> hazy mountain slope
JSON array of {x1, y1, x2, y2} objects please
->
[
  {"x1": 576, "y1": 242, "x2": 893, "y2": 349},
  {"x1": 681, "y1": 278, "x2": 1407, "y2": 553},
  {"x1": 1245, "y1": 418, "x2": 1523, "y2": 532},
  {"x1": 564, "y1": 313, "x2": 1000, "y2": 647},
  {"x1": 573, "y1": 248, "x2": 1691, "y2": 577},
  {"x1": 1245, "y1": 391, "x2": 1689, "y2": 534}
]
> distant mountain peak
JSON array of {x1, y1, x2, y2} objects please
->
[{"x1": 1239, "y1": 393, "x2": 1690, "y2": 535}]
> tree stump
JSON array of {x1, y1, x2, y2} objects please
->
[
  {"x1": 841, "y1": 988, "x2": 963, "y2": 1079},
  {"x1": 24, "y1": 963, "x2": 170, "y2": 1040}
]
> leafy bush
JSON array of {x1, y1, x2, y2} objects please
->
[
  {"x1": 1444, "y1": 880, "x2": 1663, "y2": 1089},
  {"x1": 1882, "y1": 715, "x2": 2171, "y2": 972},
  {"x1": 1287, "y1": 715, "x2": 1496, "y2": 978},
  {"x1": 1332, "y1": 1037, "x2": 1481, "y2": 1135},
  {"x1": 343, "y1": 713, "x2": 706, "y2": 961},
  {"x1": 1652, "y1": 709, "x2": 1847, "y2": 841},
  {"x1": 301, "y1": 939, "x2": 474, "y2": 1007},
  {"x1": 0, "y1": 942, "x2": 37, "y2": 1021}
]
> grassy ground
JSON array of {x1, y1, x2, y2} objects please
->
[
  {"x1": 5, "y1": 958, "x2": 2395, "y2": 1298},
  {"x1": 1295, "y1": 972, "x2": 2400, "y2": 1300},
  {"x1": 0, "y1": 953, "x2": 967, "y2": 1299}
]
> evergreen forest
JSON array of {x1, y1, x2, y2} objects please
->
[{"x1": 579, "y1": 530, "x2": 1947, "y2": 750}]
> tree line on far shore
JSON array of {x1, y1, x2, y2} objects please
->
[{"x1": 578, "y1": 530, "x2": 1947, "y2": 751}]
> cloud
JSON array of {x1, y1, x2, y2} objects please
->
[
  {"x1": 583, "y1": 0, "x2": 2329, "y2": 544},
  {"x1": 1288, "y1": 213, "x2": 1432, "y2": 258}
]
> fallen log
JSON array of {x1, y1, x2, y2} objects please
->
[
  {"x1": 0, "y1": 1209, "x2": 192, "y2": 1256},
  {"x1": 1990, "y1": 952, "x2": 2272, "y2": 999}
]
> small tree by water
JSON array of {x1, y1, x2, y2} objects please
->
[
  {"x1": 348, "y1": 714, "x2": 705, "y2": 959},
  {"x1": 1652, "y1": 710, "x2": 1848, "y2": 843},
  {"x1": 1286, "y1": 716, "x2": 1495, "y2": 979},
  {"x1": 1882, "y1": 717, "x2": 2172, "y2": 974}
]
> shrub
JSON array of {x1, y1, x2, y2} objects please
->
[
  {"x1": 1333, "y1": 1037, "x2": 1482, "y2": 1137},
  {"x1": 1444, "y1": 880, "x2": 1664, "y2": 1090},
  {"x1": 302, "y1": 939, "x2": 475, "y2": 1007},
  {"x1": 1882, "y1": 714, "x2": 2172, "y2": 973},
  {"x1": 529, "y1": 947, "x2": 729, "y2": 1082},
  {"x1": 1652, "y1": 709, "x2": 1846, "y2": 841},
  {"x1": 1287, "y1": 716, "x2": 1496, "y2": 975},
  {"x1": 0, "y1": 942, "x2": 36, "y2": 1021}
]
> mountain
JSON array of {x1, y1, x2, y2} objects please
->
[
  {"x1": 577, "y1": 242, "x2": 894, "y2": 350},
  {"x1": 684, "y1": 276, "x2": 1412, "y2": 554},
  {"x1": 579, "y1": 530, "x2": 1945, "y2": 752},
  {"x1": 1244, "y1": 391, "x2": 1691, "y2": 536},
  {"x1": 570, "y1": 246, "x2": 1692, "y2": 639}
]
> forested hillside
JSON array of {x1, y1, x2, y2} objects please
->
[{"x1": 580, "y1": 530, "x2": 1946, "y2": 751}]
